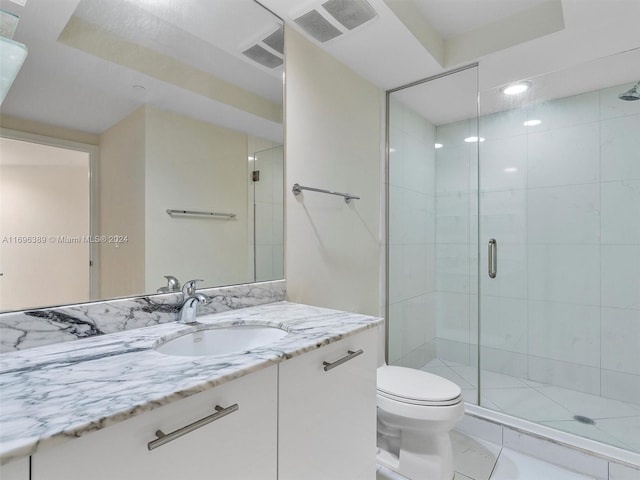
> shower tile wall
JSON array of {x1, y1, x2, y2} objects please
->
[
  {"x1": 253, "y1": 145, "x2": 285, "y2": 282},
  {"x1": 388, "y1": 97, "x2": 438, "y2": 366},
  {"x1": 435, "y1": 83, "x2": 639, "y2": 404}
]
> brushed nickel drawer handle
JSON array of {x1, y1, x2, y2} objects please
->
[
  {"x1": 323, "y1": 349, "x2": 364, "y2": 372},
  {"x1": 147, "y1": 403, "x2": 239, "y2": 450}
]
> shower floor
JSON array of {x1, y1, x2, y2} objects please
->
[{"x1": 421, "y1": 358, "x2": 640, "y2": 453}]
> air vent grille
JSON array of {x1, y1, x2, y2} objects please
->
[
  {"x1": 240, "y1": 25, "x2": 284, "y2": 70},
  {"x1": 263, "y1": 25, "x2": 284, "y2": 55},
  {"x1": 292, "y1": 0, "x2": 377, "y2": 43},
  {"x1": 294, "y1": 9, "x2": 343, "y2": 43},
  {"x1": 322, "y1": 0, "x2": 377, "y2": 30},
  {"x1": 242, "y1": 44, "x2": 283, "y2": 69}
]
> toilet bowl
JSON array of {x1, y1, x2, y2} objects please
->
[{"x1": 377, "y1": 365, "x2": 465, "y2": 480}]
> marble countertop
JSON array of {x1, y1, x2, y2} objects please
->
[{"x1": 0, "y1": 301, "x2": 382, "y2": 465}]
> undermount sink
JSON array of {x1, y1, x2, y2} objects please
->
[{"x1": 155, "y1": 325, "x2": 288, "y2": 357}]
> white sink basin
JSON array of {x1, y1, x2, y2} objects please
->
[{"x1": 155, "y1": 325, "x2": 288, "y2": 357}]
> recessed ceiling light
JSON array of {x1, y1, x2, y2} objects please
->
[
  {"x1": 523, "y1": 119, "x2": 542, "y2": 126},
  {"x1": 9, "y1": 0, "x2": 27, "y2": 6},
  {"x1": 464, "y1": 136, "x2": 485, "y2": 143},
  {"x1": 504, "y1": 167, "x2": 518, "y2": 173},
  {"x1": 501, "y1": 81, "x2": 531, "y2": 95},
  {"x1": 434, "y1": 143, "x2": 443, "y2": 149}
]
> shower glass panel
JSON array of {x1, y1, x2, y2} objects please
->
[
  {"x1": 387, "y1": 65, "x2": 480, "y2": 405},
  {"x1": 252, "y1": 145, "x2": 284, "y2": 282},
  {"x1": 478, "y1": 48, "x2": 640, "y2": 453}
]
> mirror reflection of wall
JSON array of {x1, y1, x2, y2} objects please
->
[{"x1": 0, "y1": 0, "x2": 284, "y2": 312}]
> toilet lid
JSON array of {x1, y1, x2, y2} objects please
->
[{"x1": 377, "y1": 366, "x2": 462, "y2": 404}]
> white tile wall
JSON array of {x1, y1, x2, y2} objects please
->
[
  {"x1": 601, "y1": 180, "x2": 640, "y2": 244},
  {"x1": 254, "y1": 145, "x2": 284, "y2": 282},
  {"x1": 601, "y1": 246, "x2": 640, "y2": 310},
  {"x1": 600, "y1": 115, "x2": 640, "y2": 181},
  {"x1": 527, "y1": 123, "x2": 600, "y2": 188},
  {"x1": 601, "y1": 307, "x2": 640, "y2": 375},
  {"x1": 527, "y1": 245, "x2": 600, "y2": 305},
  {"x1": 527, "y1": 184, "x2": 600, "y2": 244},
  {"x1": 528, "y1": 301, "x2": 601, "y2": 367}
]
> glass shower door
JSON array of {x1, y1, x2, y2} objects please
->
[{"x1": 477, "y1": 49, "x2": 640, "y2": 452}]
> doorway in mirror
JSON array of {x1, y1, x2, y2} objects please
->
[{"x1": 0, "y1": 136, "x2": 92, "y2": 311}]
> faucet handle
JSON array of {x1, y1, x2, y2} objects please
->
[
  {"x1": 182, "y1": 279, "x2": 204, "y2": 297},
  {"x1": 163, "y1": 275, "x2": 181, "y2": 292}
]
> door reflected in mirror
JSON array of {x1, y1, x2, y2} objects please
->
[{"x1": 0, "y1": 0, "x2": 284, "y2": 312}]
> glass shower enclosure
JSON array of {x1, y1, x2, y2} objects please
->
[{"x1": 387, "y1": 49, "x2": 640, "y2": 454}]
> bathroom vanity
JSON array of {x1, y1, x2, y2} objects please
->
[{"x1": 0, "y1": 301, "x2": 381, "y2": 480}]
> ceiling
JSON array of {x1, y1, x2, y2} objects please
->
[
  {"x1": 414, "y1": 0, "x2": 550, "y2": 39},
  {"x1": 0, "y1": 0, "x2": 284, "y2": 140},
  {"x1": 261, "y1": 0, "x2": 640, "y2": 124},
  {"x1": 1, "y1": 0, "x2": 639, "y2": 132}
]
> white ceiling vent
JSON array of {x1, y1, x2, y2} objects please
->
[
  {"x1": 293, "y1": 0, "x2": 378, "y2": 43},
  {"x1": 241, "y1": 25, "x2": 284, "y2": 69}
]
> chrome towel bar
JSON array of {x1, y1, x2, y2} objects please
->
[
  {"x1": 292, "y1": 183, "x2": 360, "y2": 204},
  {"x1": 166, "y1": 209, "x2": 236, "y2": 219}
]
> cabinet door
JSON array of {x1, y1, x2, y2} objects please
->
[
  {"x1": 278, "y1": 328, "x2": 377, "y2": 480},
  {"x1": 0, "y1": 456, "x2": 29, "y2": 480},
  {"x1": 32, "y1": 365, "x2": 277, "y2": 480}
]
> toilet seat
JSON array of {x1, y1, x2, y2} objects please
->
[{"x1": 377, "y1": 366, "x2": 462, "y2": 406}]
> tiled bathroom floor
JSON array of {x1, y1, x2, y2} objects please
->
[
  {"x1": 377, "y1": 431, "x2": 602, "y2": 480},
  {"x1": 422, "y1": 358, "x2": 640, "y2": 453}
]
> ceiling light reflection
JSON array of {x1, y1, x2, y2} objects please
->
[{"x1": 501, "y1": 81, "x2": 531, "y2": 95}]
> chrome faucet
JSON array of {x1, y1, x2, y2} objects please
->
[
  {"x1": 157, "y1": 275, "x2": 181, "y2": 293},
  {"x1": 177, "y1": 279, "x2": 209, "y2": 324}
]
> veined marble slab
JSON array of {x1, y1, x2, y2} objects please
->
[
  {"x1": 0, "y1": 301, "x2": 383, "y2": 465},
  {"x1": 0, "y1": 280, "x2": 286, "y2": 353}
]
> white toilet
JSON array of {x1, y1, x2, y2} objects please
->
[{"x1": 376, "y1": 365, "x2": 465, "y2": 480}]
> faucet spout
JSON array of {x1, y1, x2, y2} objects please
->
[{"x1": 177, "y1": 292, "x2": 209, "y2": 324}]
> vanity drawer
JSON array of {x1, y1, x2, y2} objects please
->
[{"x1": 31, "y1": 365, "x2": 277, "y2": 480}]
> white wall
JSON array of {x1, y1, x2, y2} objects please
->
[
  {"x1": 99, "y1": 107, "x2": 146, "y2": 299},
  {"x1": 387, "y1": 97, "x2": 438, "y2": 365},
  {"x1": 144, "y1": 107, "x2": 249, "y2": 291},
  {"x1": 284, "y1": 27, "x2": 384, "y2": 317},
  {"x1": 100, "y1": 106, "x2": 251, "y2": 295}
]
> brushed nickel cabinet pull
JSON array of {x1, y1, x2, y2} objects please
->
[
  {"x1": 323, "y1": 349, "x2": 364, "y2": 372},
  {"x1": 147, "y1": 404, "x2": 239, "y2": 450}
]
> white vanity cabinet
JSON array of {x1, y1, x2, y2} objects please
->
[
  {"x1": 0, "y1": 456, "x2": 29, "y2": 480},
  {"x1": 278, "y1": 328, "x2": 378, "y2": 480},
  {"x1": 31, "y1": 365, "x2": 278, "y2": 480}
]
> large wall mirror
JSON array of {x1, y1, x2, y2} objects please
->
[{"x1": 0, "y1": 0, "x2": 284, "y2": 312}]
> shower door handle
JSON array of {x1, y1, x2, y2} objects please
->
[{"x1": 488, "y1": 239, "x2": 497, "y2": 278}]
